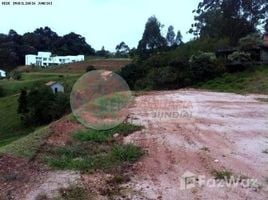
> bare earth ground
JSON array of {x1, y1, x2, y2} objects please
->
[
  {"x1": 0, "y1": 90, "x2": 268, "y2": 199},
  {"x1": 124, "y1": 90, "x2": 268, "y2": 200}
]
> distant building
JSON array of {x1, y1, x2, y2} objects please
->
[
  {"x1": 25, "y1": 52, "x2": 85, "y2": 67},
  {"x1": 216, "y1": 33, "x2": 268, "y2": 63},
  {"x1": 45, "y1": 81, "x2": 64, "y2": 94},
  {"x1": 0, "y1": 69, "x2": 6, "y2": 78}
]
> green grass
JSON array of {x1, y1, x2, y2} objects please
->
[
  {"x1": 212, "y1": 170, "x2": 233, "y2": 180},
  {"x1": 0, "y1": 72, "x2": 80, "y2": 96},
  {"x1": 197, "y1": 65, "x2": 268, "y2": 94},
  {"x1": 0, "y1": 72, "x2": 81, "y2": 147},
  {"x1": 45, "y1": 123, "x2": 143, "y2": 171},
  {"x1": 0, "y1": 126, "x2": 51, "y2": 158},
  {"x1": 54, "y1": 186, "x2": 90, "y2": 200},
  {"x1": 112, "y1": 144, "x2": 144, "y2": 162},
  {"x1": 74, "y1": 123, "x2": 142, "y2": 143},
  {"x1": 46, "y1": 143, "x2": 144, "y2": 171},
  {"x1": 0, "y1": 95, "x2": 35, "y2": 147}
]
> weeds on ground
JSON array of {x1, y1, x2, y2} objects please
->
[
  {"x1": 212, "y1": 170, "x2": 233, "y2": 181},
  {"x1": 44, "y1": 123, "x2": 144, "y2": 171},
  {"x1": 73, "y1": 123, "x2": 142, "y2": 143}
]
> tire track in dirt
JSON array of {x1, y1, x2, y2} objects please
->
[{"x1": 123, "y1": 90, "x2": 268, "y2": 200}]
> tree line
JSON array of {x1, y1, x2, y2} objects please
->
[
  {"x1": 120, "y1": 0, "x2": 268, "y2": 90},
  {"x1": 0, "y1": 27, "x2": 95, "y2": 71}
]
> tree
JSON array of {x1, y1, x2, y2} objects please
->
[
  {"x1": 0, "y1": 27, "x2": 95, "y2": 71},
  {"x1": 18, "y1": 86, "x2": 70, "y2": 126},
  {"x1": 190, "y1": 0, "x2": 267, "y2": 45},
  {"x1": 265, "y1": 21, "x2": 268, "y2": 33},
  {"x1": 166, "y1": 26, "x2": 176, "y2": 46},
  {"x1": 137, "y1": 16, "x2": 167, "y2": 56},
  {"x1": 18, "y1": 89, "x2": 28, "y2": 114},
  {"x1": 96, "y1": 46, "x2": 110, "y2": 57},
  {"x1": 175, "y1": 31, "x2": 183, "y2": 45},
  {"x1": 239, "y1": 33, "x2": 262, "y2": 50},
  {"x1": 115, "y1": 42, "x2": 130, "y2": 57}
]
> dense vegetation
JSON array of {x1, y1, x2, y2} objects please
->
[
  {"x1": 18, "y1": 85, "x2": 70, "y2": 126},
  {"x1": 120, "y1": 0, "x2": 268, "y2": 90},
  {"x1": 0, "y1": 27, "x2": 95, "y2": 71}
]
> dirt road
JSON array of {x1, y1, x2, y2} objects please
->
[{"x1": 124, "y1": 90, "x2": 268, "y2": 200}]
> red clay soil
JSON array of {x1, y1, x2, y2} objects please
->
[
  {"x1": 1, "y1": 90, "x2": 268, "y2": 200},
  {"x1": 0, "y1": 119, "x2": 84, "y2": 200},
  {"x1": 47, "y1": 119, "x2": 83, "y2": 146},
  {"x1": 123, "y1": 90, "x2": 268, "y2": 200},
  {"x1": 16, "y1": 59, "x2": 131, "y2": 73},
  {"x1": 0, "y1": 155, "x2": 48, "y2": 200}
]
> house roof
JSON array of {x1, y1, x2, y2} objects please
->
[{"x1": 45, "y1": 81, "x2": 57, "y2": 86}]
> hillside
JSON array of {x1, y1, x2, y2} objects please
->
[
  {"x1": 0, "y1": 58, "x2": 130, "y2": 148},
  {"x1": 16, "y1": 58, "x2": 131, "y2": 74},
  {"x1": 196, "y1": 65, "x2": 268, "y2": 94}
]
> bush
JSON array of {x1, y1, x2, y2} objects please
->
[
  {"x1": 228, "y1": 51, "x2": 251, "y2": 63},
  {"x1": 226, "y1": 51, "x2": 252, "y2": 72},
  {"x1": 86, "y1": 65, "x2": 96, "y2": 72},
  {"x1": 9, "y1": 71, "x2": 22, "y2": 80},
  {"x1": 0, "y1": 86, "x2": 4, "y2": 97},
  {"x1": 189, "y1": 52, "x2": 225, "y2": 83},
  {"x1": 18, "y1": 85, "x2": 70, "y2": 126},
  {"x1": 112, "y1": 144, "x2": 144, "y2": 162}
]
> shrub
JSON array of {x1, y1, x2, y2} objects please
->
[
  {"x1": 112, "y1": 144, "x2": 144, "y2": 162},
  {"x1": 226, "y1": 51, "x2": 252, "y2": 72},
  {"x1": 86, "y1": 65, "x2": 96, "y2": 72},
  {"x1": 9, "y1": 71, "x2": 22, "y2": 80},
  {"x1": 0, "y1": 86, "x2": 4, "y2": 97},
  {"x1": 189, "y1": 52, "x2": 225, "y2": 83},
  {"x1": 18, "y1": 86, "x2": 70, "y2": 126},
  {"x1": 212, "y1": 170, "x2": 233, "y2": 181},
  {"x1": 228, "y1": 51, "x2": 251, "y2": 63}
]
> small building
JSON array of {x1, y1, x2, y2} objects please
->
[
  {"x1": 216, "y1": 33, "x2": 268, "y2": 63},
  {"x1": 25, "y1": 52, "x2": 85, "y2": 67},
  {"x1": 0, "y1": 69, "x2": 6, "y2": 78},
  {"x1": 45, "y1": 81, "x2": 64, "y2": 94}
]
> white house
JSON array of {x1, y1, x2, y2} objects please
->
[
  {"x1": 25, "y1": 52, "x2": 85, "y2": 67},
  {"x1": 45, "y1": 81, "x2": 64, "y2": 94},
  {"x1": 0, "y1": 69, "x2": 6, "y2": 78}
]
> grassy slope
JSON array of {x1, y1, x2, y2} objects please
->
[
  {"x1": 0, "y1": 95, "x2": 35, "y2": 147},
  {"x1": 0, "y1": 72, "x2": 81, "y2": 147},
  {"x1": 0, "y1": 72, "x2": 80, "y2": 96},
  {"x1": 0, "y1": 58, "x2": 130, "y2": 148},
  {"x1": 196, "y1": 65, "x2": 268, "y2": 94}
]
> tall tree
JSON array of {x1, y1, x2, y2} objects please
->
[
  {"x1": 137, "y1": 16, "x2": 167, "y2": 55},
  {"x1": 175, "y1": 31, "x2": 183, "y2": 45},
  {"x1": 190, "y1": 0, "x2": 268, "y2": 45},
  {"x1": 166, "y1": 26, "x2": 176, "y2": 46},
  {"x1": 115, "y1": 41, "x2": 130, "y2": 57}
]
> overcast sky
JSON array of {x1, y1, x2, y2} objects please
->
[{"x1": 0, "y1": 0, "x2": 198, "y2": 51}]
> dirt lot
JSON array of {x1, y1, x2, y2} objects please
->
[
  {"x1": 0, "y1": 90, "x2": 267, "y2": 199},
  {"x1": 124, "y1": 90, "x2": 268, "y2": 200}
]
